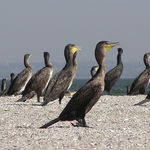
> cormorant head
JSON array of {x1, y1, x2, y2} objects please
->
[
  {"x1": 95, "y1": 41, "x2": 119, "y2": 65},
  {"x1": 144, "y1": 53, "x2": 150, "y2": 60},
  {"x1": 10, "y1": 73, "x2": 15, "y2": 83},
  {"x1": 44, "y1": 52, "x2": 51, "y2": 66},
  {"x1": 10, "y1": 73, "x2": 15, "y2": 78},
  {"x1": 144, "y1": 53, "x2": 150, "y2": 67},
  {"x1": 24, "y1": 54, "x2": 31, "y2": 67},
  {"x1": 64, "y1": 44, "x2": 79, "y2": 63},
  {"x1": 2, "y1": 79, "x2": 6, "y2": 83},
  {"x1": 118, "y1": 48, "x2": 123, "y2": 54},
  {"x1": 96, "y1": 41, "x2": 119, "y2": 55},
  {"x1": 44, "y1": 52, "x2": 50, "y2": 60},
  {"x1": 24, "y1": 54, "x2": 31, "y2": 60}
]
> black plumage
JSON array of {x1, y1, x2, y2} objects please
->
[
  {"x1": 1, "y1": 79, "x2": 6, "y2": 92},
  {"x1": 105, "y1": 48, "x2": 123, "y2": 94},
  {"x1": 41, "y1": 44, "x2": 78, "y2": 106},
  {"x1": 0, "y1": 73, "x2": 15, "y2": 96},
  {"x1": 40, "y1": 41, "x2": 119, "y2": 128},
  {"x1": 7, "y1": 54, "x2": 32, "y2": 96},
  {"x1": 128, "y1": 53, "x2": 150, "y2": 95},
  {"x1": 17, "y1": 52, "x2": 53, "y2": 102}
]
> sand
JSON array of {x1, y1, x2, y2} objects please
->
[{"x1": 0, "y1": 95, "x2": 150, "y2": 150}]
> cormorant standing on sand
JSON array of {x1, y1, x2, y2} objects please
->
[
  {"x1": 7, "y1": 54, "x2": 32, "y2": 96},
  {"x1": 127, "y1": 53, "x2": 150, "y2": 95},
  {"x1": 0, "y1": 73, "x2": 15, "y2": 96},
  {"x1": 41, "y1": 44, "x2": 79, "y2": 106},
  {"x1": 40, "y1": 41, "x2": 119, "y2": 128},
  {"x1": 17, "y1": 52, "x2": 53, "y2": 102},
  {"x1": 105, "y1": 48, "x2": 123, "y2": 94},
  {"x1": 1, "y1": 79, "x2": 6, "y2": 92}
]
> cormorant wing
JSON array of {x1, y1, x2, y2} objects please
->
[
  {"x1": 22, "y1": 67, "x2": 51, "y2": 95},
  {"x1": 44, "y1": 69, "x2": 74, "y2": 101},
  {"x1": 59, "y1": 80, "x2": 101, "y2": 120},
  {"x1": 8, "y1": 68, "x2": 31, "y2": 94},
  {"x1": 105, "y1": 64, "x2": 123, "y2": 86},
  {"x1": 130, "y1": 69, "x2": 150, "y2": 94}
]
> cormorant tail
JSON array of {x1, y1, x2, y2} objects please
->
[
  {"x1": 16, "y1": 91, "x2": 35, "y2": 102},
  {"x1": 17, "y1": 96, "x2": 28, "y2": 102},
  {"x1": 134, "y1": 98, "x2": 150, "y2": 106},
  {"x1": 39, "y1": 117, "x2": 60, "y2": 128}
]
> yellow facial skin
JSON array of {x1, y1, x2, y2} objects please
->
[
  {"x1": 104, "y1": 42, "x2": 120, "y2": 51},
  {"x1": 72, "y1": 46, "x2": 78, "y2": 53},
  {"x1": 95, "y1": 66, "x2": 99, "y2": 71}
]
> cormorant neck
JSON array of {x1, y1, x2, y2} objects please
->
[
  {"x1": 144, "y1": 57, "x2": 150, "y2": 68},
  {"x1": 1, "y1": 80, "x2": 6, "y2": 91},
  {"x1": 65, "y1": 53, "x2": 77, "y2": 68},
  {"x1": 117, "y1": 53, "x2": 122, "y2": 65},
  {"x1": 11, "y1": 76, "x2": 14, "y2": 84},
  {"x1": 44, "y1": 56, "x2": 51, "y2": 67},
  {"x1": 94, "y1": 45, "x2": 106, "y2": 78},
  {"x1": 24, "y1": 58, "x2": 31, "y2": 68},
  {"x1": 95, "y1": 58, "x2": 106, "y2": 77}
]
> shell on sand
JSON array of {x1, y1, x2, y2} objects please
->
[{"x1": 0, "y1": 95, "x2": 150, "y2": 150}]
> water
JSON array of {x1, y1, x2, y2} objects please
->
[
  {"x1": 1, "y1": 78, "x2": 150, "y2": 96},
  {"x1": 70, "y1": 78, "x2": 150, "y2": 96}
]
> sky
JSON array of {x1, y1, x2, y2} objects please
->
[{"x1": 0, "y1": 0, "x2": 150, "y2": 78}]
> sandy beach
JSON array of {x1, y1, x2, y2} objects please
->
[{"x1": 0, "y1": 95, "x2": 150, "y2": 150}]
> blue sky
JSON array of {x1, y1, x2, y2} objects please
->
[{"x1": 0, "y1": 0, "x2": 150, "y2": 78}]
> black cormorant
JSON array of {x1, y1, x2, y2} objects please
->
[
  {"x1": 0, "y1": 73, "x2": 15, "y2": 96},
  {"x1": 40, "y1": 41, "x2": 119, "y2": 128},
  {"x1": 17, "y1": 52, "x2": 53, "y2": 102},
  {"x1": 41, "y1": 44, "x2": 79, "y2": 106},
  {"x1": 128, "y1": 53, "x2": 150, "y2": 95},
  {"x1": 1, "y1": 79, "x2": 6, "y2": 92},
  {"x1": 7, "y1": 54, "x2": 32, "y2": 96},
  {"x1": 105, "y1": 48, "x2": 123, "y2": 94}
]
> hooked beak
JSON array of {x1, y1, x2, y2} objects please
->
[{"x1": 104, "y1": 42, "x2": 120, "y2": 51}]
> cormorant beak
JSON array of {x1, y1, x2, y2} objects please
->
[
  {"x1": 72, "y1": 46, "x2": 82, "y2": 53},
  {"x1": 104, "y1": 42, "x2": 120, "y2": 51}
]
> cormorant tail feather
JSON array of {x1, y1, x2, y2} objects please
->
[{"x1": 39, "y1": 117, "x2": 60, "y2": 128}]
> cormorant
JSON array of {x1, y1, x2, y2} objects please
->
[
  {"x1": 127, "y1": 53, "x2": 150, "y2": 95},
  {"x1": 105, "y1": 48, "x2": 123, "y2": 94},
  {"x1": 0, "y1": 73, "x2": 15, "y2": 96},
  {"x1": 17, "y1": 52, "x2": 53, "y2": 102},
  {"x1": 41, "y1": 44, "x2": 79, "y2": 106},
  {"x1": 1, "y1": 79, "x2": 6, "y2": 92},
  {"x1": 40, "y1": 41, "x2": 119, "y2": 128},
  {"x1": 7, "y1": 54, "x2": 32, "y2": 96}
]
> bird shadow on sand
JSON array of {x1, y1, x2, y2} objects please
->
[{"x1": 6, "y1": 103, "x2": 41, "y2": 106}]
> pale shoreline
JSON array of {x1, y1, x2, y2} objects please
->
[{"x1": 0, "y1": 95, "x2": 150, "y2": 150}]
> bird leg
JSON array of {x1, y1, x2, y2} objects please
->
[
  {"x1": 71, "y1": 118, "x2": 89, "y2": 127},
  {"x1": 58, "y1": 92, "x2": 65, "y2": 104},
  {"x1": 37, "y1": 95, "x2": 40, "y2": 102}
]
